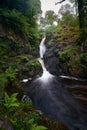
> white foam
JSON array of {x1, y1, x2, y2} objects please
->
[
  {"x1": 39, "y1": 37, "x2": 46, "y2": 58},
  {"x1": 38, "y1": 70, "x2": 54, "y2": 83},
  {"x1": 38, "y1": 37, "x2": 54, "y2": 83},
  {"x1": 21, "y1": 78, "x2": 32, "y2": 83},
  {"x1": 59, "y1": 75, "x2": 79, "y2": 80},
  {"x1": 38, "y1": 58, "x2": 46, "y2": 71}
]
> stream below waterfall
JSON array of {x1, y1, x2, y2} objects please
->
[{"x1": 25, "y1": 37, "x2": 87, "y2": 130}]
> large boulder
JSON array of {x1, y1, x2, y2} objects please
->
[{"x1": 44, "y1": 34, "x2": 63, "y2": 76}]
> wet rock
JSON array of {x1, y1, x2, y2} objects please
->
[
  {"x1": 59, "y1": 76, "x2": 87, "y2": 107},
  {"x1": 44, "y1": 42, "x2": 63, "y2": 76},
  {"x1": 39, "y1": 115, "x2": 69, "y2": 130},
  {"x1": 26, "y1": 76, "x2": 87, "y2": 130},
  {"x1": 0, "y1": 120, "x2": 3, "y2": 127},
  {"x1": 0, "y1": 117, "x2": 14, "y2": 130}
]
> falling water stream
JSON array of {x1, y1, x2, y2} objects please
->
[
  {"x1": 38, "y1": 37, "x2": 54, "y2": 83},
  {"x1": 26, "y1": 37, "x2": 87, "y2": 130}
]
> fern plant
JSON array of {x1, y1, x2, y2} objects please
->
[
  {"x1": 26, "y1": 118, "x2": 47, "y2": 130},
  {"x1": 0, "y1": 93, "x2": 47, "y2": 130},
  {"x1": 0, "y1": 74, "x2": 7, "y2": 99},
  {"x1": 5, "y1": 66, "x2": 17, "y2": 81},
  {"x1": 4, "y1": 93, "x2": 20, "y2": 112}
]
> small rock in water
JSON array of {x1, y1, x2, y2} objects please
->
[
  {"x1": 20, "y1": 78, "x2": 32, "y2": 83},
  {"x1": 36, "y1": 109, "x2": 43, "y2": 115}
]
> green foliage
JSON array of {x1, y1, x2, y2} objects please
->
[
  {"x1": 0, "y1": 0, "x2": 41, "y2": 17},
  {"x1": 54, "y1": 24, "x2": 79, "y2": 45},
  {"x1": 45, "y1": 25, "x2": 56, "y2": 34},
  {"x1": 0, "y1": 74, "x2": 7, "y2": 99},
  {"x1": 0, "y1": 74, "x2": 7, "y2": 86},
  {"x1": 58, "y1": 45, "x2": 87, "y2": 77},
  {"x1": 0, "y1": 66, "x2": 17, "y2": 100},
  {"x1": 59, "y1": 12, "x2": 79, "y2": 27},
  {"x1": 4, "y1": 93, "x2": 19, "y2": 112},
  {"x1": 0, "y1": 0, "x2": 41, "y2": 51},
  {"x1": 23, "y1": 118, "x2": 47, "y2": 130},
  {"x1": 0, "y1": 40, "x2": 10, "y2": 57},
  {"x1": 45, "y1": 10, "x2": 57, "y2": 25},
  {"x1": 80, "y1": 53, "x2": 87, "y2": 64},
  {"x1": 27, "y1": 0, "x2": 41, "y2": 16},
  {"x1": 16, "y1": 55, "x2": 29, "y2": 63},
  {"x1": 58, "y1": 45, "x2": 80, "y2": 59},
  {"x1": 0, "y1": 92, "x2": 47, "y2": 130},
  {"x1": 0, "y1": 9, "x2": 29, "y2": 35},
  {"x1": 29, "y1": 26, "x2": 40, "y2": 49},
  {"x1": 5, "y1": 66, "x2": 17, "y2": 81},
  {"x1": 25, "y1": 60, "x2": 41, "y2": 71}
]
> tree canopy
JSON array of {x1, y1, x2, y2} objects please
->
[
  {"x1": 0, "y1": 0, "x2": 41, "y2": 16},
  {"x1": 56, "y1": 0, "x2": 87, "y2": 39}
]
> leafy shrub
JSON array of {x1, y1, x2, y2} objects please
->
[
  {"x1": 5, "y1": 66, "x2": 17, "y2": 81},
  {"x1": 25, "y1": 60, "x2": 41, "y2": 71},
  {"x1": 80, "y1": 53, "x2": 87, "y2": 64},
  {"x1": 4, "y1": 93, "x2": 20, "y2": 112},
  {"x1": 59, "y1": 12, "x2": 79, "y2": 27},
  {"x1": 58, "y1": 45, "x2": 87, "y2": 77},
  {"x1": 0, "y1": 66, "x2": 17, "y2": 98},
  {"x1": 29, "y1": 26, "x2": 40, "y2": 50},
  {"x1": 25, "y1": 118, "x2": 47, "y2": 130},
  {"x1": 45, "y1": 25, "x2": 56, "y2": 34},
  {"x1": 54, "y1": 24, "x2": 79, "y2": 44},
  {"x1": 0, "y1": 74, "x2": 7, "y2": 99},
  {"x1": 0, "y1": 9, "x2": 29, "y2": 36},
  {"x1": 58, "y1": 45, "x2": 80, "y2": 59},
  {"x1": 0, "y1": 40, "x2": 10, "y2": 57},
  {"x1": 16, "y1": 55, "x2": 29, "y2": 64},
  {"x1": 0, "y1": 93, "x2": 47, "y2": 130}
]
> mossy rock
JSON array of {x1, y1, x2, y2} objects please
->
[{"x1": 39, "y1": 115, "x2": 69, "y2": 130}]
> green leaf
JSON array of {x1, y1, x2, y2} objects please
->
[
  {"x1": 4, "y1": 93, "x2": 19, "y2": 110},
  {"x1": 32, "y1": 126, "x2": 47, "y2": 130}
]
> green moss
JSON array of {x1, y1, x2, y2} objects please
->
[
  {"x1": 0, "y1": 40, "x2": 10, "y2": 57},
  {"x1": 58, "y1": 45, "x2": 87, "y2": 78},
  {"x1": 25, "y1": 60, "x2": 41, "y2": 71},
  {"x1": 54, "y1": 24, "x2": 79, "y2": 44},
  {"x1": 0, "y1": 9, "x2": 29, "y2": 36},
  {"x1": 16, "y1": 55, "x2": 29, "y2": 63},
  {"x1": 58, "y1": 45, "x2": 80, "y2": 60}
]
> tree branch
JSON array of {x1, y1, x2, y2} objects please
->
[{"x1": 55, "y1": 0, "x2": 65, "y2": 5}]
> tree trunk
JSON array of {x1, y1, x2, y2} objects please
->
[{"x1": 77, "y1": 0, "x2": 84, "y2": 28}]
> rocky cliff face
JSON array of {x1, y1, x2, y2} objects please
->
[
  {"x1": 0, "y1": 24, "x2": 42, "y2": 98},
  {"x1": 43, "y1": 34, "x2": 64, "y2": 76},
  {"x1": 44, "y1": 33, "x2": 87, "y2": 78}
]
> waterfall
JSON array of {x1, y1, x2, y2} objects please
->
[
  {"x1": 39, "y1": 37, "x2": 46, "y2": 59},
  {"x1": 38, "y1": 37, "x2": 54, "y2": 83},
  {"x1": 38, "y1": 58, "x2": 46, "y2": 71},
  {"x1": 25, "y1": 37, "x2": 87, "y2": 130}
]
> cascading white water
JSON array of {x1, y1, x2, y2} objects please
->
[
  {"x1": 39, "y1": 37, "x2": 46, "y2": 59},
  {"x1": 38, "y1": 37, "x2": 54, "y2": 83},
  {"x1": 38, "y1": 58, "x2": 46, "y2": 71},
  {"x1": 22, "y1": 37, "x2": 53, "y2": 83}
]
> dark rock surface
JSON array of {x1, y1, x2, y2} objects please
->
[
  {"x1": 0, "y1": 117, "x2": 14, "y2": 130},
  {"x1": 44, "y1": 43, "x2": 62, "y2": 76},
  {"x1": 43, "y1": 34, "x2": 63, "y2": 76}
]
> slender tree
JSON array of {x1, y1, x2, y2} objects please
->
[
  {"x1": 45, "y1": 10, "x2": 57, "y2": 25},
  {"x1": 56, "y1": 0, "x2": 87, "y2": 29}
]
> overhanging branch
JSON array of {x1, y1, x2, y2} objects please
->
[{"x1": 55, "y1": 0, "x2": 65, "y2": 5}]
